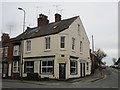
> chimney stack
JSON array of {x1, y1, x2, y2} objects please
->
[
  {"x1": 1, "y1": 33, "x2": 10, "y2": 41},
  {"x1": 55, "y1": 13, "x2": 61, "y2": 22},
  {"x1": 37, "y1": 14, "x2": 49, "y2": 27}
]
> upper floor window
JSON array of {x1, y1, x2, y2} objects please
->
[
  {"x1": 72, "y1": 38, "x2": 75, "y2": 50},
  {"x1": 80, "y1": 41, "x2": 82, "y2": 52},
  {"x1": 4, "y1": 47, "x2": 8, "y2": 57},
  {"x1": 60, "y1": 36, "x2": 65, "y2": 48},
  {"x1": 78, "y1": 24, "x2": 80, "y2": 33},
  {"x1": 26, "y1": 40, "x2": 31, "y2": 51},
  {"x1": 45, "y1": 37, "x2": 50, "y2": 49},
  {"x1": 13, "y1": 45, "x2": 20, "y2": 56}
]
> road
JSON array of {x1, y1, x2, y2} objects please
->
[{"x1": 2, "y1": 67, "x2": 119, "y2": 88}]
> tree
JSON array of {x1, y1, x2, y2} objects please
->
[
  {"x1": 94, "y1": 49, "x2": 107, "y2": 65},
  {"x1": 112, "y1": 58, "x2": 117, "y2": 65}
]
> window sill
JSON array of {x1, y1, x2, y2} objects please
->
[
  {"x1": 13, "y1": 72, "x2": 19, "y2": 73},
  {"x1": 25, "y1": 51, "x2": 31, "y2": 54},
  {"x1": 60, "y1": 49, "x2": 66, "y2": 51},
  {"x1": 41, "y1": 73, "x2": 53, "y2": 75},
  {"x1": 72, "y1": 50, "x2": 76, "y2": 53},
  {"x1": 44, "y1": 49, "x2": 51, "y2": 52},
  {"x1": 70, "y1": 73, "x2": 77, "y2": 75},
  {"x1": 13, "y1": 55, "x2": 20, "y2": 56}
]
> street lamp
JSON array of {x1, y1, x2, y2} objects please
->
[{"x1": 18, "y1": 7, "x2": 26, "y2": 81}]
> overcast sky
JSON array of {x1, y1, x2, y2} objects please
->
[{"x1": 0, "y1": 0, "x2": 118, "y2": 65}]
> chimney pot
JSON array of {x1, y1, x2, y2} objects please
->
[
  {"x1": 55, "y1": 13, "x2": 61, "y2": 22},
  {"x1": 1, "y1": 33, "x2": 10, "y2": 41},
  {"x1": 38, "y1": 14, "x2": 49, "y2": 27}
]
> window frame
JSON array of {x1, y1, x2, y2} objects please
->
[
  {"x1": 41, "y1": 60, "x2": 54, "y2": 74},
  {"x1": 60, "y1": 36, "x2": 65, "y2": 49},
  {"x1": 26, "y1": 40, "x2": 31, "y2": 52},
  {"x1": 45, "y1": 37, "x2": 50, "y2": 50},
  {"x1": 13, "y1": 61, "x2": 19, "y2": 73},
  {"x1": 24, "y1": 61, "x2": 34, "y2": 73},
  {"x1": 70, "y1": 60, "x2": 77, "y2": 75},
  {"x1": 13, "y1": 45, "x2": 20, "y2": 56},
  {"x1": 4, "y1": 47, "x2": 8, "y2": 57}
]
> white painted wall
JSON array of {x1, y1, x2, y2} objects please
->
[{"x1": 23, "y1": 16, "x2": 91, "y2": 79}]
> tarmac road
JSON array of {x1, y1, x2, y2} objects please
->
[{"x1": 2, "y1": 67, "x2": 119, "y2": 88}]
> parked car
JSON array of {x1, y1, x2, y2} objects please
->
[{"x1": 101, "y1": 65, "x2": 106, "y2": 69}]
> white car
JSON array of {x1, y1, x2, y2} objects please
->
[{"x1": 101, "y1": 65, "x2": 106, "y2": 69}]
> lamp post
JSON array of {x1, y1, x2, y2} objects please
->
[
  {"x1": 92, "y1": 35, "x2": 95, "y2": 74},
  {"x1": 18, "y1": 7, "x2": 25, "y2": 81}
]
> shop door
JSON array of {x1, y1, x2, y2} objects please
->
[{"x1": 59, "y1": 63, "x2": 66, "y2": 80}]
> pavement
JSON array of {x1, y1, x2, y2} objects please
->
[{"x1": 2, "y1": 69, "x2": 106, "y2": 86}]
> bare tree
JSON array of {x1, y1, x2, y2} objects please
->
[
  {"x1": 94, "y1": 49, "x2": 107, "y2": 65},
  {"x1": 94, "y1": 49, "x2": 107, "y2": 75},
  {"x1": 112, "y1": 58, "x2": 117, "y2": 65}
]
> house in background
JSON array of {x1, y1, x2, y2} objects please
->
[
  {"x1": 1, "y1": 33, "x2": 22, "y2": 79},
  {"x1": 11, "y1": 38, "x2": 21, "y2": 79},
  {"x1": 15, "y1": 13, "x2": 91, "y2": 80},
  {"x1": 1, "y1": 33, "x2": 13, "y2": 78}
]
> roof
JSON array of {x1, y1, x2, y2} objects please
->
[{"x1": 15, "y1": 16, "x2": 79, "y2": 40}]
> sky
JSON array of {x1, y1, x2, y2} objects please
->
[{"x1": 0, "y1": 0, "x2": 119, "y2": 65}]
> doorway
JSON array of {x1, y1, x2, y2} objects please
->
[
  {"x1": 59, "y1": 63, "x2": 66, "y2": 80},
  {"x1": 80, "y1": 63, "x2": 82, "y2": 77}
]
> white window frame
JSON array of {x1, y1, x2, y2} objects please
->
[
  {"x1": 26, "y1": 40, "x2": 31, "y2": 52},
  {"x1": 80, "y1": 41, "x2": 82, "y2": 52},
  {"x1": 24, "y1": 61, "x2": 34, "y2": 73},
  {"x1": 41, "y1": 60, "x2": 53, "y2": 74},
  {"x1": 70, "y1": 60, "x2": 77, "y2": 75},
  {"x1": 13, "y1": 45, "x2": 20, "y2": 56},
  {"x1": 45, "y1": 37, "x2": 50, "y2": 50},
  {"x1": 4, "y1": 47, "x2": 8, "y2": 57},
  {"x1": 72, "y1": 38, "x2": 75, "y2": 50},
  {"x1": 60, "y1": 36, "x2": 65, "y2": 49},
  {"x1": 13, "y1": 61, "x2": 19, "y2": 73}
]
